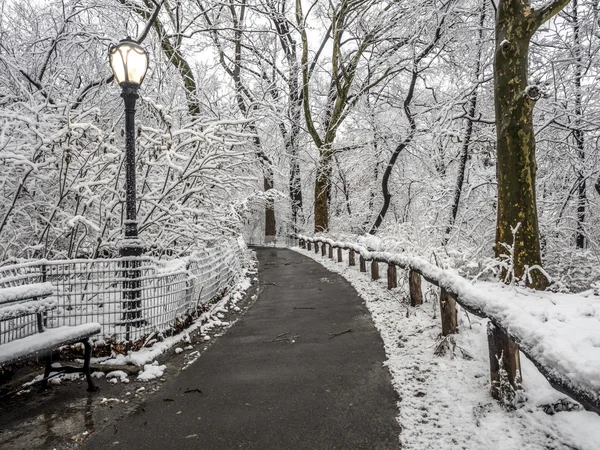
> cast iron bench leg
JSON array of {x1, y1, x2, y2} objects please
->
[
  {"x1": 42, "y1": 352, "x2": 52, "y2": 389},
  {"x1": 82, "y1": 339, "x2": 97, "y2": 392}
]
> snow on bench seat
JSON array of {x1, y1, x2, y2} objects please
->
[
  {"x1": 0, "y1": 297, "x2": 57, "y2": 321},
  {"x1": 0, "y1": 323, "x2": 101, "y2": 366},
  {"x1": 0, "y1": 283, "x2": 54, "y2": 304}
]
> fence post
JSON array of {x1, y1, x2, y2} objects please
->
[
  {"x1": 359, "y1": 256, "x2": 366, "y2": 272},
  {"x1": 439, "y1": 288, "x2": 458, "y2": 335},
  {"x1": 337, "y1": 247, "x2": 343, "y2": 262},
  {"x1": 314, "y1": 242, "x2": 319, "y2": 254},
  {"x1": 409, "y1": 270, "x2": 422, "y2": 306},
  {"x1": 387, "y1": 265, "x2": 397, "y2": 289},
  {"x1": 487, "y1": 322, "x2": 522, "y2": 400},
  {"x1": 349, "y1": 249, "x2": 356, "y2": 266},
  {"x1": 371, "y1": 260, "x2": 380, "y2": 280},
  {"x1": 321, "y1": 242, "x2": 327, "y2": 257},
  {"x1": 300, "y1": 239, "x2": 305, "y2": 249},
  {"x1": 328, "y1": 244, "x2": 334, "y2": 259}
]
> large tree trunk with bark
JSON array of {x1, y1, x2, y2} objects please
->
[
  {"x1": 495, "y1": 0, "x2": 554, "y2": 290},
  {"x1": 314, "y1": 144, "x2": 334, "y2": 232},
  {"x1": 492, "y1": 0, "x2": 570, "y2": 399}
]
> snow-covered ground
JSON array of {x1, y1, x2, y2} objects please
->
[{"x1": 295, "y1": 247, "x2": 600, "y2": 450}]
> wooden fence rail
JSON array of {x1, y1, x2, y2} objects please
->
[{"x1": 296, "y1": 235, "x2": 600, "y2": 416}]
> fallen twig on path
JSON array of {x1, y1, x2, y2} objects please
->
[
  {"x1": 263, "y1": 331, "x2": 299, "y2": 343},
  {"x1": 328, "y1": 329, "x2": 352, "y2": 337},
  {"x1": 184, "y1": 388, "x2": 202, "y2": 394}
]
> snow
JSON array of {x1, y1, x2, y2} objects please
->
[
  {"x1": 0, "y1": 323, "x2": 101, "y2": 365},
  {"x1": 297, "y1": 246, "x2": 600, "y2": 449},
  {"x1": 137, "y1": 362, "x2": 166, "y2": 381},
  {"x1": 106, "y1": 370, "x2": 130, "y2": 383},
  {"x1": 0, "y1": 297, "x2": 57, "y2": 320},
  {"x1": 0, "y1": 282, "x2": 54, "y2": 304},
  {"x1": 299, "y1": 236, "x2": 600, "y2": 409}
]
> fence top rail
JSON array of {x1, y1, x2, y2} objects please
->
[
  {"x1": 297, "y1": 234, "x2": 600, "y2": 416},
  {"x1": 0, "y1": 238, "x2": 243, "y2": 272}
]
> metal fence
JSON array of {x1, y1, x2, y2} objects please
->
[{"x1": 0, "y1": 237, "x2": 247, "y2": 344}]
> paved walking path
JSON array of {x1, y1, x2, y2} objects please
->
[{"x1": 84, "y1": 247, "x2": 400, "y2": 450}]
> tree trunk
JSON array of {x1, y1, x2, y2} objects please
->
[
  {"x1": 314, "y1": 144, "x2": 333, "y2": 232},
  {"x1": 495, "y1": 0, "x2": 546, "y2": 289},
  {"x1": 264, "y1": 172, "x2": 276, "y2": 240},
  {"x1": 492, "y1": 0, "x2": 570, "y2": 403},
  {"x1": 444, "y1": 0, "x2": 486, "y2": 245},
  {"x1": 573, "y1": 0, "x2": 586, "y2": 249}
]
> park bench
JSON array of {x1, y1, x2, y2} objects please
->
[{"x1": 0, "y1": 282, "x2": 101, "y2": 391}]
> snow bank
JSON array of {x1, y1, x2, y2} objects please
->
[
  {"x1": 298, "y1": 235, "x2": 600, "y2": 411},
  {"x1": 296, "y1": 245, "x2": 600, "y2": 449},
  {"x1": 137, "y1": 362, "x2": 166, "y2": 381}
]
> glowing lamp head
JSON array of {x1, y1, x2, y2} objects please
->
[{"x1": 109, "y1": 37, "x2": 149, "y2": 88}]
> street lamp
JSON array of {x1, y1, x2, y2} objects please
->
[
  {"x1": 109, "y1": 37, "x2": 149, "y2": 255},
  {"x1": 109, "y1": 37, "x2": 149, "y2": 338}
]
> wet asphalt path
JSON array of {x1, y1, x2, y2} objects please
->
[{"x1": 84, "y1": 247, "x2": 400, "y2": 450}]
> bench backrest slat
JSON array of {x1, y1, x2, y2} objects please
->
[{"x1": 0, "y1": 283, "x2": 54, "y2": 306}]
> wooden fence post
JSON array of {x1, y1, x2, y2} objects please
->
[
  {"x1": 359, "y1": 256, "x2": 366, "y2": 272},
  {"x1": 387, "y1": 265, "x2": 397, "y2": 289},
  {"x1": 349, "y1": 250, "x2": 356, "y2": 266},
  {"x1": 337, "y1": 247, "x2": 343, "y2": 262},
  {"x1": 487, "y1": 322, "x2": 522, "y2": 400},
  {"x1": 439, "y1": 288, "x2": 458, "y2": 335},
  {"x1": 409, "y1": 270, "x2": 422, "y2": 306},
  {"x1": 328, "y1": 244, "x2": 334, "y2": 259},
  {"x1": 321, "y1": 242, "x2": 327, "y2": 257},
  {"x1": 300, "y1": 239, "x2": 305, "y2": 249},
  {"x1": 307, "y1": 241, "x2": 312, "y2": 251},
  {"x1": 371, "y1": 260, "x2": 380, "y2": 280},
  {"x1": 314, "y1": 242, "x2": 319, "y2": 254}
]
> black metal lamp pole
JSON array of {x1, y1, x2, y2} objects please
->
[
  {"x1": 109, "y1": 37, "x2": 149, "y2": 341},
  {"x1": 121, "y1": 84, "x2": 141, "y2": 256}
]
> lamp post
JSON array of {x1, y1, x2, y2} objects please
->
[{"x1": 109, "y1": 37, "x2": 149, "y2": 338}]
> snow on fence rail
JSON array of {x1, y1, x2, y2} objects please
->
[
  {"x1": 0, "y1": 237, "x2": 247, "y2": 345},
  {"x1": 297, "y1": 235, "x2": 600, "y2": 416}
]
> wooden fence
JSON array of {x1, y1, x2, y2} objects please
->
[{"x1": 297, "y1": 235, "x2": 600, "y2": 416}]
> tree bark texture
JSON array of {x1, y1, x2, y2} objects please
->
[
  {"x1": 264, "y1": 174, "x2": 276, "y2": 239},
  {"x1": 572, "y1": 0, "x2": 586, "y2": 249},
  {"x1": 494, "y1": 0, "x2": 570, "y2": 289}
]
